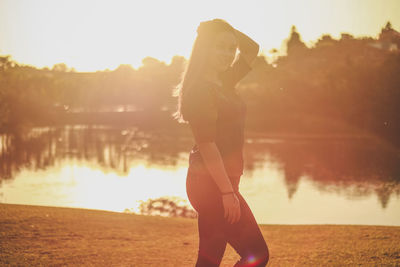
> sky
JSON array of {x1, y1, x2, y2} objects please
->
[{"x1": 0, "y1": 0, "x2": 399, "y2": 72}]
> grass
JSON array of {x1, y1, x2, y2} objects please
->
[{"x1": 1, "y1": 203, "x2": 399, "y2": 266}]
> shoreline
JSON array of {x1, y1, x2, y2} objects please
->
[
  {"x1": 1, "y1": 203, "x2": 400, "y2": 266},
  {"x1": 4, "y1": 202, "x2": 399, "y2": 227}
]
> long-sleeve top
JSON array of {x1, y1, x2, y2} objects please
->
[{"x1": 183, "y1": 53, "x2": 253, "y2": 177}]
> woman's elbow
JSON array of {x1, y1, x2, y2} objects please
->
[{"x1": 241, "y1": 46, "x2": 259, "y2": 65}]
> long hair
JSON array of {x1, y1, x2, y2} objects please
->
[{"x1": 171, "y1": 18, "x2": 235, "y2": 123}]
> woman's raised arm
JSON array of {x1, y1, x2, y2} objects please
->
[{"x1": 234, "y1": 28, "x2": 260, "y2": 65}]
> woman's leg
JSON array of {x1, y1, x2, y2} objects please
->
[
  {"x1": 186, "y1": 170, "x2": 269, "y2": 267},
  {"x1": 225, "y1": 191, "x2": 270, "y2": 267},
  {"x1": 186, "y1": 169, "x2": 229, "y2": 266},
  {"x1": 195, "y1": 212, "x2": 228, "y2": 266}
]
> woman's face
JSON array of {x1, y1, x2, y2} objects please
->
[{"x1": 207, "y1": 31, "x2": 238, "y2": 73}]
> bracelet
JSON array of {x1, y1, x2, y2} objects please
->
[{"x1": 221, "y1": 191, "x2": 235, "y2": 196}]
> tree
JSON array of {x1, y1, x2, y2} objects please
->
[
  {"x1": 52, "y1": 63, "x2": 68, "y2": 72},
  {"x1": 286, "y1": 25, "x2": 307, "y2": 56}
]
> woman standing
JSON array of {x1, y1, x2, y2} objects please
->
[{"x1": 173, "y1": 19, "x2": 269, "y2": 267}]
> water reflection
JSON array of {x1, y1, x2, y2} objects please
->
[
  {"x1": 243, "y1": 136, "x2": 400, "y2": 208},
  {"x1": 0, "y1": 160, "x2": 190, "y2": 213},
  {"x1": 0, "y1": 126, "x2": 399, "y2": 225},
  {"x1": 0, "y1": 125, "x2": 189, "y2": 180}
]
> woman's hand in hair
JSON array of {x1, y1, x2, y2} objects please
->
[{"x1": 233, "y1": 28, "x2": 260, "y2": 65}]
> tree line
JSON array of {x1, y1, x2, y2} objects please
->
[{"x1": 0, "y1": 22, "x2": 399, "y2": 146}]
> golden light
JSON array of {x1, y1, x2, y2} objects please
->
[
  {"x1": 1, "y1": 157, "x2": 399, "y2": 225},
  {"x1": 0, "y1": 159, "x2": 189, "y2": 213},
  {"x1": 0, "y1": 0, "x2": 399, "y2": 71}
]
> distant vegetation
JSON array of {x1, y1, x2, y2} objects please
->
[
  {"x1": 130, "y1": 196, "x2": 197, "y2": 219},
  {"x1": 1, "y1": 22, "x2": 399, "y2": 146}
]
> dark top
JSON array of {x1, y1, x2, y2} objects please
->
[{"x1": 184, "y1": 53, "x2": 252, "y2": 177}]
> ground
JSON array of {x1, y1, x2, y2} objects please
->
[{"x1": 1, "y1": 203, "x2": 399, "y2": 266}]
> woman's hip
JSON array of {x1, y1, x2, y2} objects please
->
[{"x1": 185, "y1": 168, "x2": 240, "y2": 213}]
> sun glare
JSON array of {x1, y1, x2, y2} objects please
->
[
  {"x1": 0, "y1": 0, "x2": 399, "y2": 71},
  {"x1": 64, "y1": 163, "x2": 189, "y2": 213}
]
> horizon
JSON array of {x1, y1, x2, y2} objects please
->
[{"x1": 1, "y1": 0, "x2": 399, "y2": 72}]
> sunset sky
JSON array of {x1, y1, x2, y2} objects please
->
[{"x1": 0, "y1": 0, "x2": 399, "y2": 72}]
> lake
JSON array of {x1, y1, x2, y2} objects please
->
[{"x1": 1, "y1": 125, "x2": 399, "y2": 225}]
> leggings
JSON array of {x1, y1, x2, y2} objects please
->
[{"x1": 186, "y1": 168, "x2": 269, "y2": 267}]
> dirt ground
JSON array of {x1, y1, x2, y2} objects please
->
[{"x1": 1, "y1": 203, "x2": 399, "y2": 266}]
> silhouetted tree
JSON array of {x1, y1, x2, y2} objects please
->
[{"x1": 286, "y1": 25, "x2": 308, "y2": 57}]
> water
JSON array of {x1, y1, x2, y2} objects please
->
[{"x1": 0, "y1": 125, "x2": 399, "y2": 225}]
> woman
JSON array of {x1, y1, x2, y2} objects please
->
[{"x1": 173, "y1": 19, "x2": 269, "y2": 267}]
